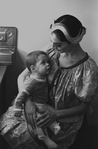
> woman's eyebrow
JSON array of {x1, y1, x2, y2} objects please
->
[
  {"x1": 53, "y1": 42, "x2": 62, "y2": 45},
  {"x1": 50, "y1": 39, "x2": 61, "y2": 44},
  {"x1": 54, "y1": 43, "x2": 62, "y2": 45}
]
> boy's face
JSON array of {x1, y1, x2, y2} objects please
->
[{"x1": 34, "y1": 54, "x2": 50, "y2": 76}]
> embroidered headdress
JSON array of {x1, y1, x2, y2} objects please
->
[{"x1": 50, "y1": 22, "x2": 86, "y2": 44}]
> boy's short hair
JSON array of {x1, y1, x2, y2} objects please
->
[{"x1": 26, "y1": 50, "x2": 48, "y2": 71}]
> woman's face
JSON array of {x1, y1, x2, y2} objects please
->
[{"x1": 50, "y1": 33, "x2": 70, "y2": 53}]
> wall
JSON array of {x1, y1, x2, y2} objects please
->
[{"x1": 0, "y1": 0, "x2": 98, "y2": 125}]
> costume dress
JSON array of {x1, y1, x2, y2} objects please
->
[{"x1": 0, "y1": 48, "x2": 98, "y2": 149}]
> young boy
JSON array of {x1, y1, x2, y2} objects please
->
[{"x1": 15, "y1": 50, "x2": 60, "y2": 149}]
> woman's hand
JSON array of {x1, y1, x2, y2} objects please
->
[
  {"x1": 36, "y1": 105, "x2": 57, "y2": 128},
  {"x1": 25, "y1": 98, "x2": 37, "y2": 130}
]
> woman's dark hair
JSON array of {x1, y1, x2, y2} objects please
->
[
  {"x1": 50, "y1": 14, "x2": 83, "y2": 42},
  {"x1": 26, "y1": 50, "x2": 48, "y2": 72},
  {"x1": 52, "y1": 29, "x2": 71, "y2": 43},
  {"x1": 55, "y1": 14, "x2": 83, "y2": 37}
]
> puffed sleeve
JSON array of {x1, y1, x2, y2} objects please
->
[{"x1": 75, "y1": 58, "x2": 98, "y2": 102}]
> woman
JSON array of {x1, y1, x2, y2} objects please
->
[
  {"x1": 21, "y1": 14, "x2": 98, "y2": 149},
  {"x1": 1, "y1": 14, "x2": 98, "y2": 149}
]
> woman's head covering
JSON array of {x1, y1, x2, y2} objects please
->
[{"x1": 50, "y1": 14, "x2": 86, "y2": 44}]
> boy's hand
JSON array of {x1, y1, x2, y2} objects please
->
[{"x1": 14, "y1": 109, "x2": 22, "y2": 117}]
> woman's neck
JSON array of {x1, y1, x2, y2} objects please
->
[
  {"x1": 59, "y1": 44, "x2": 86, "y2": 67},
  {"x1": 64, "y1": 44, "x2": 84, "y2": 57}
]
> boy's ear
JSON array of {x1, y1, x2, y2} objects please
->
[{"x1": 30, "y1": 65, "x2": 35, "y2": 72}]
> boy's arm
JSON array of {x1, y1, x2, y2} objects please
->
[
  {"x1": 15, "y1": 90, "x2": 29, "y2": 108},
  {"x1": 16, "y1": 78, "x2": 36, "y2": 108},
  {"x1": 14, "y1": 90, "x2": 29, "y2": 117},
  {"x1": 17, "y1": 68, "x2": 31, "y2": 92}
]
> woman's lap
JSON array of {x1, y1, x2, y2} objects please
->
[{"x1": 0, "y1": 103, "x2": 84, "y2": 149}]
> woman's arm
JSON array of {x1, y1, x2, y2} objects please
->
[
  {"x1": 36, "y1": 101, "x2": 89, "y2": 128},
  {"x1": 56, "y1": 102, "x2": 89, "y2": 119}
]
